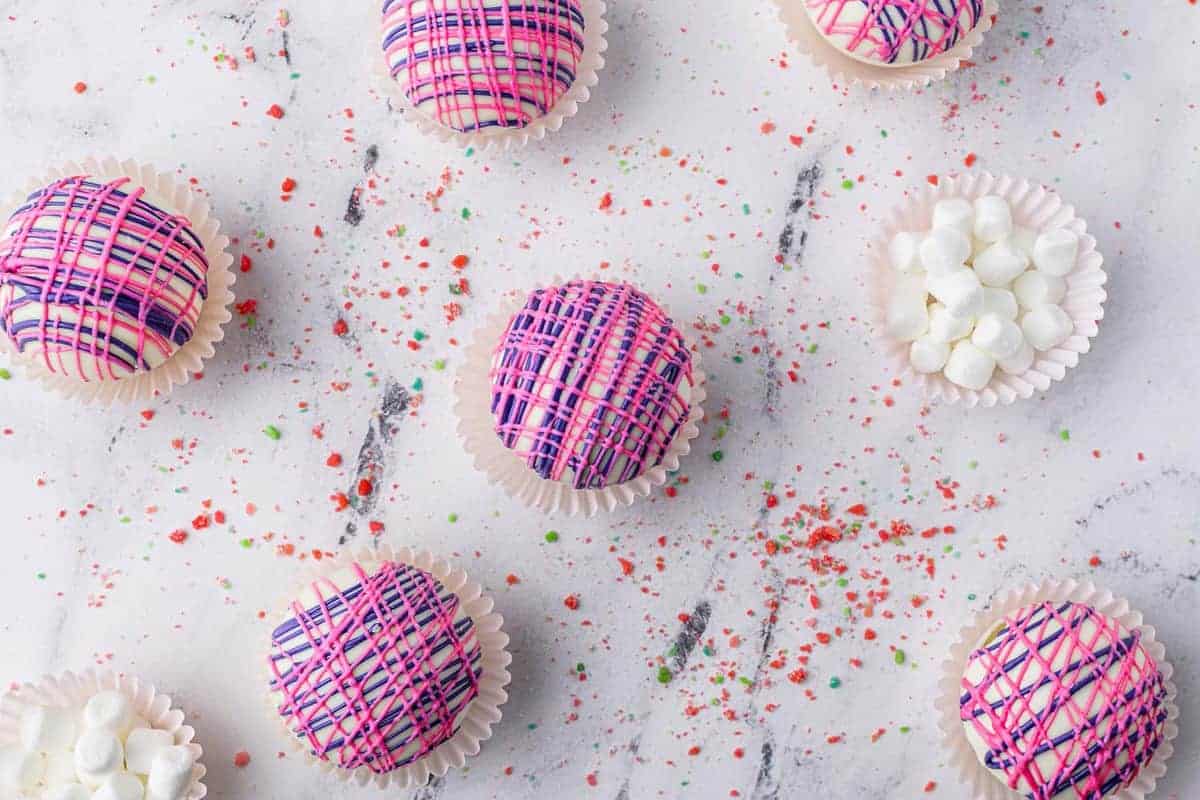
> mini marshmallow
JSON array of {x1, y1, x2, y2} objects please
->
[
  {"x1": 75, "y1": 730, "x2": 124, "y2": 788},
  {"x1": 84, "y1": 692, "x2": 134, "y2": 738},
  {"x1": 973, "y1": 195, "x2": 1013, "y2": 243},
  {"x1": 971, "y1": 313, "x2": 1025, "y2": 360},
  {"x1": 46, "y1": 785, "x2": 92, "y2": 800},
  {"x1": 927, "y1": 303, "x2": 974, "y2": 343},
  {"x1": 1013, "y1": 270, "x2": 1067, "y2": 309},
  {"x1": 126, "y1": 728, "x2": 174, "y2": 776},
  {"x1": 1010, "y1": 226, "x2": 1038, "y2": 258},
  {"x1": 1032, "y1": 228, "x2": 1079, "y2": 277},
  {"x1": 909, "y1": 336, "x2": 950, "y2": 374},
  {"x1": 982, "y1": 287, "x2": 1019, "y2": 320},
  {"x1": 93, "y1": 773, "x2": 146, "y2": 800},
  {"x1": 0, "y1": 747, "x2": 45, "y2": 792},
  {"x1": 931, "y1": 197, "x2": 974, "y2": 236},
  {"x1": 973, "y1": 239, "x2": 1029, "y2": 288},
  {"x1": 44, "y1": 749, "x2": 78, "y2": 786},
  {"x1": 146, "y1": 747, "x2": 194, "y2": 800},
  {"x1": 1022, "y1": 305, "x2": 1074, "y2": 351},
  {"x1": 928, "y1": 269, "x2": 984, "y2": 320},
  {"x1": 919, "y1": 227, "x2": 971, "y2": 275},
  {"x1": 888, "y1": 231, "x2": 923, "y2": 273},
  {"x1": 885, "y1": 279, "x2": 929, "y2": 342},
  {"x1": 968, "y1": 236, "x2": 989, "y2": 265},
  {"x1": 998, "y1": 341, "x2": 1036, "y2": 376},
  {"x1": 943, "y1": 341, "x2": 997, "y2": 391},
  {"x1": 19, "y1": 705, "x2": 77, "y2": 753}
]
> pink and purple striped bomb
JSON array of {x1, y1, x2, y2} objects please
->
[
  {"x1": 489, "y1": 280, "x2": 695, "y2": 491},
  {"x1": 804, "y1": 0, "x2": 984, "y2": 66},
  {"x1": 381, "y1": 0, "x2": 589, "y2": 134},
  {"x1": 0, "y1": 175, "x2": 209, "y2": 383}
]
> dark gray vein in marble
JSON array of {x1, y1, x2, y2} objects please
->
[
  {"x1": 1073, "y1": 466, "x2": 1200, "y2": 529},
  {"x1": 363, "y1": 144, "x2": 380, "y2": 173},
  {"x1": 749, "y1": 735, "x2": 780, "y2": 800},
  {"x1": 751, "y1": 571, "x2": 785, "y2": 680},
  {"x1": 669, "y1": 600, "x2": 711, "y2": 672},
  {"x1": 344, "y1": 145, "x2": 379, "y2": 227},
  {"x1": 776, "y1": 162, "x2": 823, "y2": 267},
  {"x1": 107, "y1": 425, "x2": 125, "y2": 454},
  {"x1": 741, "y1": 564, "x2": 787, "y2": 799},
  {"x1": 220, "y1": 8, "x2": 258, "y2": 41},
  {"x1": 618, "y1": 158, "x2": 823, "y2": 796},
  {"x1": 344, "y1": 187, "x2": 365, "y2": 227},
  {"x1": 611, "y1": 734, "x2": 641, "y2": 800},
  {"x1": 745, "y1": 159, "x2": 822, "y2": 796},
  {"x1": 339, "y1": 380, "x2": 410, "y2": 544},
  {"x1": 763, "y1": 159, "x2": 823, "y2": 414},
  {"x1": 412, "y1": 775, "x2": 444, "y2": 799}
]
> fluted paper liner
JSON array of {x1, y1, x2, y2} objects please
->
[
  {"x1": 775, "y1": 0, "x2": 998, "y2": 90},
  {"x1": 373, "y1": 0, "x2": 608, "y2": 150},
  {"x1": 0, "y1": 156, "x2": 236, "y2": 405},
  {"x1": 454, "y1": 279, "x2": 708, "y2": 517},
  {"x1": 870, "y1": 172, "x2": 1108, "y2": 407},
  {"x1": 267, "y1": 545, "x2": 512, "y2": 790},
  {"x1": 0, "y1": 668, "x2": 207, "y2": 799},
  {"x1": 937, "y1": 578, "x2": 1179, "y2": 800}
]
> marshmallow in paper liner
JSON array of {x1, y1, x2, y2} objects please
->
[
  {"x1": 454, "y1": 278, "x2": 707, "y2": 517},
  {"x1": 937, "y1": 579, "x2": 1179, "y2": 800},
  {"x1": 17, "y1": 707, "x2": 75, "y2": 754},
  {"x1": 373, "y1": 0, "x2": 608, "y2": 151},
  {"x1": 46, "y1": 785, "x2": 90, "y2": 800},
  {"x1": 869, "y1": 173, "x2": 1107, "y2": 407},
  {"x1": 266, "y1": 545, "x2": 511, "y2": 790},
  {"x1": 0, "y1": 157, "x2": 235, "y2": 405},
  {"x1": 73, "y1": 729, "x2": 124, "y2": 788},
  {"x1": 0, "y1": 669, "x2": 206, "y2": 799},
  {"x1": 773, "y1": 0, "x2": 997, "y2": 91}
]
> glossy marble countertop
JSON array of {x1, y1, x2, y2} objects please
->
[{"x1": 0, "y1": 1, "x2": 1197, "y2": 798}]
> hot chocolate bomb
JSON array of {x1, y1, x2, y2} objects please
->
[{"x1": 804, "y1": 0, "x2": 985, "y2": 66}]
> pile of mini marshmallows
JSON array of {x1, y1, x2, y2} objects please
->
[
  {"x1": 885, "y1": 195, "x2": 1081, "y2": 390},
  {"x1": 0, "y1": 691, "x2": 195, "y2": 800}
]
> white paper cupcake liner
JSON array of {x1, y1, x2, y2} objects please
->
[
  {"x1": 267, "y1": 545, "x2": 512, "y2": 790},
  {"x1": 937, "y1": 578, "x2": 1180, "y2": 800},
  {"x1": 453, "y1": 278, "x2": 708, "y2": 517},
  {"x1": 775, "y1": 0, "x2": 998, "y2": 90},
  {"x1": 373, "y1": 0, "x2": 608, "y2": 150},
  {"x1": 869, "y1": 172, "x2": 1107, "y2": 407},
  {"x1": 0, "y1": 156, "x2": 236, "y2": 405},
  {"x1": 0, "y1": 668, "x2": 207, "y2": 799}
]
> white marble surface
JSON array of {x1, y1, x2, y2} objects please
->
[{"x1": 1, "y1": 2, "x2": 1198, "y2": 798}]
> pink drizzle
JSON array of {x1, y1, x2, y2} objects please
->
[{"x1": 959, "y1": 602, "x2": 1167, "y2": 799}]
